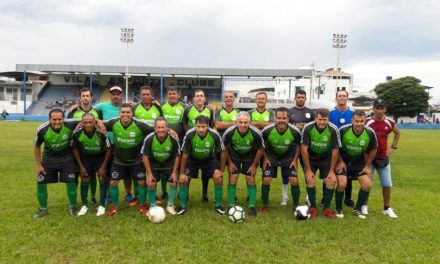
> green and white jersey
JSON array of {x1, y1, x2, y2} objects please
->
[
  {"x1": 182, "y1": 105, "x2": 214, "y2": 129},
  {"x1": 181, "y1": 128, "x2": 224, "y2": 163},
  {"x1": 133, "y1": 103, "x2": 162, "y2": 126},
  {"x1": 104, "y1": 118, "x2": 154, "y2": 165},
  {"x1": 214, "y1": 107, "x2": 240, "y2": 136},
  {"x1": 71, "y1": 128, "x2": 110, "y2": 156},
  {"x1": 262, "y1": 124, "x2": 302, "y2": 166},
  {"x1": 222, "y1": 125, "x2": 264, "y2": 162},
  {"x1": 301, "y1": 121, "x2": 341, "y2": 164},
  {"x1": 339, "y1": 124, "x2": 378, "y2": 169},
  {"x1": 141, "y1": 132, "x2": 181, "y2": 169},
  {"x1": 161, "y1": 101, "x2": 185, "y2": 140},
  {"x1": 67, "y1": 106, "x2": 102, "y2": 120},
  {"x1": 247, "y1": 108, "x2": 275, "y2": 129},
  {"x1": 34, "y1": 120, "x2": 80, "y2": 163}
]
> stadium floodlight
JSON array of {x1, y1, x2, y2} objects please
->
[
  {"x1": 332, "y1": 33, "x2": 347, "y2": 92},
  {"x1": 120, "y1": 27, "x2": 134, "y2": 102}
]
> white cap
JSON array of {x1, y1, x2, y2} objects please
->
[{"x1": 109, "y1": 86, "x2": 122, "y2": 93}]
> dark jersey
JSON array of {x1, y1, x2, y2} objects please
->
[
  {"x1": 301, "y1": 121, "x2": 341, "y2": 164},
  {"x1": 222, "y1": 125, "x2": 264, "y2": 162},
  {"x1": 133, "y1": 103, "x2": 163, "y2": 126},
  {"x1": 34, "y1": 120, "x2": 80, "y2": 163},
  {"x1": 161, "y1": 101, "x2": 185, "y2": 140},
  {"x1": 141, "y1": 132, "x2": 181, "y2": 169},
  {"x1": 71, "y1": 128, "x2": 110, "y2": 156},
  {"x1": 214, "y1": 107, "x2": 240, "y2": 136},
  {"x1": 67, "y1": 106, "x2": 102, "y2": 120},
  {"x1": 182, "y1": 105, "x2": 214, "y2": 129},
  {"x1": 104, "y1": 118, "x2": 154, "y2": 165},
  {"x1": 181, "y1": 128, "x2": 224, "y2": 163},
  {"x1": 339, "y1": 124, "x2": 378, "y2": 169},
  {"x1": 288, "y1": 107, "x2": 315, "y2": 131},
  {"x1": 262, "y1": 124, "x2": 302, "y2": 166}
]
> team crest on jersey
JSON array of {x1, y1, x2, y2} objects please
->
[
  {"x1": 246, "y1": 140, "x2": 250, "y2": 145},
  {"x1": 165, "y1": 146, "x2": 171, "y2": 151},
  {"x1": 68, "y1": 173, "x2": 75, "y2": 179},
  {"x1": 152, "y1": 113, "x2": 157, "y2": 118},
  {"x1": 285, "y1": 139, "x2": 290, "y2": 145},
  {"x1": 63, "y1": 135, "x2": 68, "y2": 140},
  {"x1": 37, "y1": 175, "x2": 44, "y2": 182},
  {"x1": 129, "y1": 132, "x2": 136, "y2": 137},
  {"x1": 232, "y1": 116, "x2": 237, "y2": 121},
  {"x1": 340, "y1": 118, "x2": 346, "y2": 124},
  {"x1": 305, "y1": 113, "x2": 311, "y2": 118},
  {"x1": 95, "y1": 140, "x2": 100, "y2": 146},
  {"x1": 264, "y1": 116, "x2": 269, "y2": 121},
  {"x1": 112, "y1": 172, "x2": 119, "y2": 179},
  {"x1": 205, "y1": 142, "x2": 210, "y2": 148},
  {"x1": 360, "y1": 140, "x2": 365, "y2": 146},
  {"x1": 323, "y1": 136, "x2": 328, "y2": 142},
  {"x1": 176, "y1": 109, "x2": 181, "y2": 114}
]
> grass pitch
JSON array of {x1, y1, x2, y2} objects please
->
[{"x1": 0, "y1": 122, "x2": 439, "y2": 263}]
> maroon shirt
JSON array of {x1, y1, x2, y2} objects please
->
[{"x1": 365, "y1": 117, "x2": 395, "y2": 157}]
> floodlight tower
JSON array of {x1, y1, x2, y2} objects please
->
[
  {"x1": 332, "y1": 33, "x2": 347, "y2": 92},
  {"x1": 120, "y1": 27, "x2": 134, "y2": 102}
]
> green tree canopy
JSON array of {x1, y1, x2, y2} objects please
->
[{"x1": 374, "y1": 76, "x2": 429, "y2": 121}]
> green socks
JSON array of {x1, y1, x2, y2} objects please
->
[
  {"x1": 214, "y1": 185, "x2": 223, "y2": 207},
  {"x1": 323, "y1": 186, "x2": 334, "y2": 209},
  {"x1": 306, "y1": 187, "x2": 316, "y2": 208},
  {"x1": 247, "y1": 184, "x2": 257, "y2": 208},
  {"x1": 110, "y1": 185, "x2": 119, "y2": 207},
  {"x1": 80, "y1": 183, "x2": 89, "y2": 205},
  {"x1": 356, "y1": 189, "x2": 370, "y2": 210},
  {"x1": 99, "y1": 181, "x2": 106, "y2": 206},
  {"x1": 37, "y1": 184, "x2": 48, "y2": 210},
  {"x1": 335, "y1": 190, "x2": 344, "y2": 210},
  {"x1": 147, "y1": 187, "x2": 156, "y2": 206},
  {"x1": 167, "y1": 186, "x2": 177, "y2": 206},
  {"x1": 261, "y1": 184, "x2": 270, "y2": 207},
  {"x1": 66, "y1": 183, "x2": 77, "y2": 209},
  {"x1": 228, "y1": 184, "x2": 236, "y2": 207},
  {"x1": 133, "y1": 180, "x2": 139, "y2": 199},
  {"x1": 138, "y1": 184, "x2": 147, "y2": 205},
  {"x1": 179, "y1": 185, "x2": 189, "y2": 208},
  {"x1": 290, "y1": 185, "x2": 300, "y2": 207}
]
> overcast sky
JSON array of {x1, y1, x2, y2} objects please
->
[{"x1": 1, "y1": 0, "x2": 439, "y2": 98}]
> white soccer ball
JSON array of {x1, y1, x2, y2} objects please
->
[
  {"x1": 148, "y1": 206, "x2": 166, "y2": 223},
  {"x1": 294, "y1": 205, "x2": 310, "y2": 220},
  {"x1": 228, "y1": 206, "x2": 245, "y2": 223}
]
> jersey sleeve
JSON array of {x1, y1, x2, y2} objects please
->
[
  {"x1": 251, "y1": 128, "x2": 264, "y2": 149},
  {"x1": 301, "y1": 124, "x2": 312, "y2": 146},
  {"x1": 268, "y1": 110, "x2": 275, "y2": 122},
  {"x1": 97, "y1": 130, "x2": 111, "y2": 150},
  {"x1": 104, "y1": 118, "x2": 118, "y2": 131},
  {"x1": 330, "y1": 126, "x2": 341, "y2": 149},
  {"x1": 135, "y1": 119, "x2": 154, "y2": 135},
  {"x1": 96, "y1": 109, "x2": 103, "y2": 120},
  {"x1": 208, "y1": 108, "x2": 214, "y2": 128},
  {"x1": 247, "y1": 110, "x2": 254, "y2": 121},
  {"x1": 70, "y1": 129, "x2": 81, "y2": 148},
  {"x1": 141, "y1": 133, "x2": 154, "y2": 157},
  {"x1": 64, "y1": 119, "x2": 80, "y2": 130},
  {"x1": 211, "y1": 130, "x2": 225, "y2": 152},
  {"x1": 182, "y1": 106, "x2": 190, "y2": 125},
  {"x1": 171, "y1": 136, "x2": 181, "y2": 156},
  {"x1": 181, "y1": 130, "x2": 195, "y2": 153},
  {"x1": 66, "y1": 110, "x2": 74, "y2": 119},
  {"x1": 366, "y1": 128, "x2": 378, "y2": 150},
  {"x1": 34, "y1": 122, "x2": 49, "y2": 147},
  {"x1": 289, "y1": 125, "x2": 302, "y2": 145}
]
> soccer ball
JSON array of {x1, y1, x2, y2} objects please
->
[
  {"x1": 148, "y1": 206, "x2": 166, "y2": 223},
  {"x1": 228, "y1": 206, "x2": 245, "y2": 223},
  {"x1": 294, "y1": 205, "x2": 310, "y2": 220}
]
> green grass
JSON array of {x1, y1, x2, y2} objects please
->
[{"x1": 0, "y1": 122, "x2": 439, "y2": 263}]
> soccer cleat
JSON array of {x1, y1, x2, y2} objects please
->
[
  {"x1": 361, "y1": 205, "x2": 369, "y2": 215},
  {"x1": 166, "y1": 205, "x2": 177, "y2": 215},
  {"x1": 33, "y1": 209, "x2": 48, "y2": 219},
  {"x1": 248, "y1": 207, "x2": 257, "y2": 216},
  {"x1": 319, "y1": 197, "x2": 324, "y2": 207},
  {"x1": 90, "y1": 198, "x2": 97, "y2": 206},
  {"x1": 161, "y1": 192, "x2": 169, "y2": 200},
  {"x1": 139, "y1": 205, "x2": 148, "y2": 216},
  {"x1": 215, "y1": 205, "x2": 226, "y2": 215},
  {"x1": 259, "y1": 206, "x2": 269, "y2": 215},
  {"x1": 201, "y1": 194, "x2": 209, "y2": 204},
  {"x1": 344, "y1": 199, "x2": 355, "y2": 208},
  {"x1": 323, "y1": 208, "x2": 336, "y2": 219},
  {"x1": 104, "y1": 195, "x2": 112, "y2": 205},
  {"x1": 69, "y1": 207, "x2": 78, "y2": 217},
  {"x1": 77, "y1": 205, "x2": 89, "y2": 216},
  {"x1": 107, "y1": 205, "x2": 118, "y2": 217},
  {"x1": 176, "y1": 207, "x2": 187, "y2": 215},
  {"x1": 304, "y1": 195, "x2": 311, "y2": 207},
  {"x1": 335, "y1": 209, "x2": 344, "y2": 218},
  {"x1": 128, "y1": 197, "x2": 140, "y2": 207},
  {"x1": 280, "y1": 195, "x2": 289, "y2": 206},
  {"x1": 96, "y1": 205, "x2": 106, "y2": 216},
  {"x1": 125, "y1": 193, "x2": 133, "y2": 202},
  {"x1": 383, "y1": 208, "x2": 398, "y2": 219},
  {"x1": 353, "y1": 209, "x2": 366, "y2": 219},
  {"x1": 310, "y1": 207, "x2": 318, "y2": 219}
]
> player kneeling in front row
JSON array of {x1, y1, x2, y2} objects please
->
[
  {"x1": 335, "y1": 110, "x2": 377, "y2": 219},
  {"x1": 260, "y1": 107, "x2": 302, "y2": 215},
  {"x1": 72, "y1": 113, "x2": 112, "y2": 216},
  {"x1": 178, "y1": 115, "x2": 226, "y2": 215},
  {"x1": 222, "y1": 111, "x2": 264, "y2": 216},
  {"x1": 34, "y1": 108, "x2": 81, "y2": 218},
  {"x1": 142, "y1": 117, "x2": 181, "y2": 215}
]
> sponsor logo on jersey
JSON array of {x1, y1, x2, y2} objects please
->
[
  {"x1": 323, "y1": 136, "x2": 328, "y2": 142},
  {"x1": 360, "y1": 140, "x2": 365, "y2": 146},
  {"x1": 63, "y1": 135, "x2": 69, "y2": 140},
  {"x1": 264, "y1": 116, "x2": 269, "y2": 121},
  {"x1": 165, "y1": 146, "x2": 171, "y2": 151},
  {"x1": 205, "y1": 142, "x2": 210, "y2": 148},
  {"x1": 285, "y1": 139, "x2": 290, "y2": 145},
  {"x1": 129, "y1": 132, "x2": 136, "y2": 138},
  {"x1": 176, "y1": 109, "x2": 181, "y2": 114}
]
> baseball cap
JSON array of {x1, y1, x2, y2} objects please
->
[
  {"x1": 373, "y1": 99, "x2": 386, "y2": 108},
  {"x1": 109, "y1": 86, "x2": 123, "y2": 93}
]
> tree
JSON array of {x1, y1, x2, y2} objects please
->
[
  {"x1": 352, "y1": 95, "x2": 375, "y2": 106},
  {"x1": 374, "y1": 76, "x2": 429, "y2": 121}
]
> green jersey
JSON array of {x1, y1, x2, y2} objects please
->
[
  {"x1": 34, "y1": 120, "x2": 80, "y2": 163},
  {"x1": 104, "y1": 118, "x2": 154, "y2": 165},
  {"x1": 182, "y1": 105, "x2": 214, "y2": 129},
  {"x1": 133, "y1": 103, "x2": 162, "y2": 126},
  {"x1": 339, "y1": 124, "x2": 377, "y2": 169},
  {"x1": 71, "y1": 128, "x2": 110, "y2": 156},
  {"x1": 161, "y1": 101, "x2": 185, "y2": 140},
  {"x1": 248, "y1": 108, "x2": 275, "y2": 129},
  {"x1": 301, "y1": 122, "x2": 341, "y2": 164},
  {"x1": 141, "y1": 132, "x2": 180, "y2": 169},
  {"x1": 67, "y1": 106, "x2": 102, "y2": 120},
  {"x1": 262, "y1": 124, "x2": 302, "y2": 166},
  {"x1": 182, "y1": 128, "x2": 224, "y2": 163},
  {"x1": 222, "y1": 125, "x2": 264, "y2": 162},
  {"x1": 214, "y1": 107, "x2": 240, "y2": 136}
]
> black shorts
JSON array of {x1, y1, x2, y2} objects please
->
[
  {"x1": 110, "y1": 162, "x2": 146, "y2": 181},
  {"x1": 263, "y1": 166, "x2": 297, "y2": 178},
  {"x1": 337, "y1": 169, "x2": 367, "y2": 180},
  {"x1": 37, "y1": 160, "x2": 78, "y2": 184},
  {"x1": 82, "y1": 154, "x2": 105, "y2": 178},
  {"x1": 310, "y1": 162, "x2": 331, "y2": 179},
  {"x1": 230, "y1": 160, "x2": 253, "y2": 176},
  {"x1": 185, "y1": 160, "x2": 220, "y2": 179},
  {"x1": 151, "y1": 168, "x2": 175, "y2": 183}
]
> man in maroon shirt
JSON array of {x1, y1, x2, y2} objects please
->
[{"x1": 365, "y1": 99, "x2": 400, "y2": 218}]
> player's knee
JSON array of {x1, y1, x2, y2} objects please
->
[
  {"x1": 110, "y1": 180, "x2": 119, "y2": 186},
  {"x1": 263, "y1": 177, "x2": 271, "y2": 185},
  {"x1": 289, "y1": 177, "x2": 298, "y2": 186},
  {"x1": 179, "y1": 177, "x2": 188, "y2": 185},
  {"x1": 245, "y1": 176, "x2": 255, "y2": 185},
  {"x1": 229, "y1": 175, "x2": 238, "y2": 185},
  {"x1": 147, "y1": 182, "x2": 156, "y2": 189}
]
